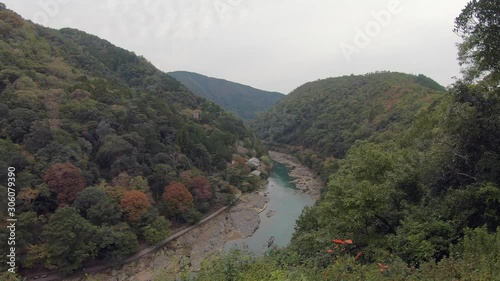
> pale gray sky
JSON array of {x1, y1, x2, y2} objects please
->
[{"x1": 3, "y1": 0, "x2": 469, "y2": 93}]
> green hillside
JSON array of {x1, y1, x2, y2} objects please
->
[
  {"x1": 0, "y1": 5, "x2": 267, "y2": 276},
  {"x1": 252, "y1": 72, "x2": 445, "y2": 160},
  {"x1": 169, "y1": 71, "x2": 284, "y2": 121}
]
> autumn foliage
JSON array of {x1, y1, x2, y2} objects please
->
[
  {"x1": 43, "y1": 162, "x2": 86, "y2": 206},
  {"x1": 232, "y1": 155, "x2": 251, "y2": 173},
  {"x1": 232, "y1": 155, "x2": 246, "y2": 166},
  {"x1": 162, "y1": 181, "x2": 193, "y2": 215},
  {"x1": 120, "y1": 190, "x2": 151, "y2": 222},
  {"x1": 189, "y1": 175, "x2": 212, "y2": 202},
  {"x1": 327, "y1": 238, "x2": 361, "y2": 260}
]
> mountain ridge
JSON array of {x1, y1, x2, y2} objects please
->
[{"x1": 169, "y1": 71, "x2": 285, "y2": 121}]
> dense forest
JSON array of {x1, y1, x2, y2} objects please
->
[
  {"x1": 252, "y1": 71, "x2": 446, "y2": 165},
  {"x1": 193, "y1": 0, "x2": 500, "y2": 280},
  {"x1": 0, "y1": 4, "x2": 269, "y2": 277},
  {"x1": 169, "y1": 71, "x2": 284, "y2": 121}
]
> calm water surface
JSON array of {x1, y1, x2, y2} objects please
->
[{"x1": 224, "y1": 161, "x2": 314, "y2": 254}]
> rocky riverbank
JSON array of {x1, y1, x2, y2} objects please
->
[
  {"x1": 226, "y1": 191, "x2": 269, "y2": 242},
  {"x1": 268, "y1": 151, "x2": 323, "y2": 200},
  {"x1": 72, "y1": 191, "x2": 268, "y2": 281}
]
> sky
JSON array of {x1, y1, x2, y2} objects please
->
[{"x1": 3, "y1": 0, "x2": 470, "y2": 94}]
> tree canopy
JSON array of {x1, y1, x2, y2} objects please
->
[
  {"x1": 455, "y1": 0, "x2": 500, "y2": 82},
  {"x1": 120, "y1": 190, "x2": 151, "y2": 222},
  {"x1": 43, "y1": 162, "x2": 86, "y2": 206},
  {"x1": 163, "y1": 181, "x2": 194, "y2": 216}
]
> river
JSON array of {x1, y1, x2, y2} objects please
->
[{"x1": 224, "y1": 161, "x2": 315, "y2": 254}]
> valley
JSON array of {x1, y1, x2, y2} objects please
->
[{"x1": 1, "y1": 1, "x2": 500, "y2": 280}]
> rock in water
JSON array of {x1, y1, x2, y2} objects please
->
[{"x1": 266, "y1": 210, "x2": 276, "y2": 218}]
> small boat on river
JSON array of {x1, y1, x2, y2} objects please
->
[{"x1": 267, "y1": 236, "x2": 275, "y2": 248}]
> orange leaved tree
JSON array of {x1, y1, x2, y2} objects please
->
[
  {"x1": 162, "y1": 181, "x2": 193, "y2": 216},
  {"x1": 120, "y1": 190, "x2": 151, "y2": 222}
]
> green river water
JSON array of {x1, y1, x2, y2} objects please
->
[{"x1": 224, "y1": 161, "x2": 315, "y2": 254}]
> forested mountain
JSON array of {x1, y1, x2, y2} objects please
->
[
  {"x1": 0, "y1": 4, "x2": 267, "y2": 276},
  {"x1": 169, "y1": 71, "x2": 284, "y2": 121},
  {"x1": 195, "y1": 1, "x2": 500, "y2": 279},
  {"x1": 252, "y1": 72, "x2": 446, "y2": 161}
]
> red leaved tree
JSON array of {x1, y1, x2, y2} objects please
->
[
  {"x1": 43, "y1": 162, "x2": 86, "y2": 206},
  {"x1": 188, "y1": 175, "x2": 212, "y2": 202},
  {"x1": 120, "y1": 190, "x2": 151, "y2": 222},
  {"x1": 162, "y1": 181, "x2": 193, "y2": 215}
]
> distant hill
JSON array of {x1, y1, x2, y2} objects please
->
[
  {"x1": 252, "y1": 72, "x2": 446, "y2": 159},
  {"x1": 169, "y1": 71, "x2": 285, "y2": 121}
]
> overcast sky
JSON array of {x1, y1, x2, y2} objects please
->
[{"x1": 4, "y1": 0, "x2": 470, "y2": 94}]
